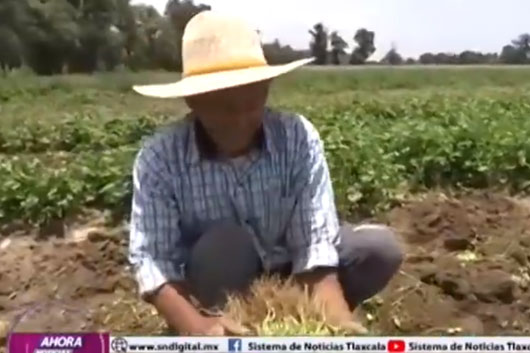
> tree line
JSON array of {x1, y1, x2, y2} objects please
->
[
  {"x1": 308, "y1": 23, "x2": 530, "y2": 65},
  {"x1": 0, "y1": 0, "x2": 215, "y2": 74},
  {"x1": 1, "y1": 0, "x2": 529, "y2": 75}
]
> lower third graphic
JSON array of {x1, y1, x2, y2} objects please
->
[{"x1": 228, "y1": 338, "x2": 242, "y2": 352}]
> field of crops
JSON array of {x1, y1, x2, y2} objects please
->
[
  {"x1": 1, "y1": 66, "x2": 530, "y2": 339},
  {"x1": 2, "y1": 68, "x2": 530, "y2": 224}
]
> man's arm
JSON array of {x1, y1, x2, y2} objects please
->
[
  {"x1": 285, "y1": 116, "x2": 354, "y2": 327},
  {"x1": 129, "y1": 143, "x2": 208, "y2": 334}
]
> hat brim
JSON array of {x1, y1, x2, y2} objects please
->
[{"x1": 132, "y1": 57, "x2": 314, "y2": 98}]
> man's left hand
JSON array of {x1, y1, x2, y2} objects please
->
[
  {"x1": 295, "y1": 267, "x2": 368, "y2": 334},
  {"x1": 326, "y1": 312, "x2": 368, "y2": 335}
]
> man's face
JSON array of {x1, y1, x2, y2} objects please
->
[{"x1": 185, "y1": 80, "x2": 271, "y2": 155}]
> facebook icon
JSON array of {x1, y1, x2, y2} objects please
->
[{"x1": 228, "y1": 338, "x2": 242, "y2": 352}]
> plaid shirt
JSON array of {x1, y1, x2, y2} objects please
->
[{"x1": 129, "y1": 108, "x2": 340, "y2": 296}]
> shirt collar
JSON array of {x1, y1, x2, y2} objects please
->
[{"x1": 185, "y1": 108, "x2": 277, "y2": 165}]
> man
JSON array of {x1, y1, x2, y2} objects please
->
[{"x1": 129, "y1": 11, "x2": 403, "y2": 336}]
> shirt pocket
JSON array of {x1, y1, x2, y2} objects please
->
[{"x1": 263, "y1": 180, "x2": 297, "y2": 249}]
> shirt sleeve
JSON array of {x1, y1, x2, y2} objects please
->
[
  {"x1": 128, "y1": 142, "x2": 186, "y2": 298},
  {"x1": 286, "y1": 116, "x2": 341, "y2": 274}
]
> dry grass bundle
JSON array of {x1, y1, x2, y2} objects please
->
[{"x1": 224, "y1": 276, "x2": 359, "y2": 336}]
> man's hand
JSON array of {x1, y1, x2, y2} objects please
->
[
  {"x1": 150, "y1": 282, "x2": 248, "y2": 336},
  {"x1": 185, "y1": 316, "x2": 249, "y2": 336},
  {"x1": 295, "y1": 268, "x2": 368, "y2": 334}
]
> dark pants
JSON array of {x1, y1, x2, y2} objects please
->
[{"x1": 186, "y1": 223, "x2": 403, "y2": 310}]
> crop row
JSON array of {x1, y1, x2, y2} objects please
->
[
  {"x1": 2, "y1": 94, "x2": 530, "y2": 154},
  {"x1": 0, "y1": 115, "x2": 164, "y2": 153},
  {"x1": 0, "y1": 148, "x2": 135, "y2": 224},
  {"x1": 319, "y1": 104, "x2": 530, "y2": 216},
  {"x1": 2, "y1": 94, "x2": 530, "y2": 224}
]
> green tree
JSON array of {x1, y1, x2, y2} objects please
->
[
  {"x1": 500, "y1": 45, "x2": 526, "y2": 64},
  {"x1": 124, "y1": 4, "x2": 163, "y2": 70},
  {"x1": 435, "y1": 53, "x2": 458, "y2": 64},
  {"x1": 381, "y1": 47, "x2": 403, "y2": 65},
  {"x1": 0, "y1": 0, "x2": 151, "y2": 73},
  {"x1": 499, "y1": 34, "x2": 530, "y2": 64},
  {"x1": 457, "y1": 51, "x2": 497, "y2": 64},
  {"x1": 165, "y1": 0, "x2": 210, "y2": 32},
  {"x1": 165, "y1": 0, "x2": 211, "y2": 70},
  {"x1": 0, "y1": 0, "x2": 30, "y2": 34},
  {"x1": 350, "y1": 28, "x2": 375, "y2": 64},
  {"x1": 114, "y1": 0, "x2": 138, "y2": 61},
  {"x1": 0, "y1": 0, "x2": 39, "y2": 71},
  {"x1": 418, "y1": 52, "x2": 459, "y2": 65},
  {"x1": 263, "y1": 39, "x2": 307, "y2": 64},
  {"x1": 330, "y1": 31, "x2": 347, "y2": 65},
  {"x1": 513, "y1": 34, "x2": 530, "y2": 53},
  {"x1": 99, "y1": 26, "x2": 125, "y2": 70},
  {"x1": 65, "y1": 0, "x2": 129, "y2": 72},
  {"x1": 22, "y1": 0, "x2": 80, "y2": 75},
  {"x1": 0, "y1": 26, "x2": 23, "y2": 72},
  {"x1": 309, "y1": 23, "x2": 328, "y2": 65},
  {"x1": 419, "y1": 52, "x2": 435, "y2": 64},
  {"x1": 152, "y1": 19, "x2": 181, "y2": 71},
  {"x1": 459, "y1": 50, "x2": 481, "y2": 64}
]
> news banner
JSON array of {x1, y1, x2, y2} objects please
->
[{"x1": 7, "y1": 334, "x2": 530, "y2": 353}]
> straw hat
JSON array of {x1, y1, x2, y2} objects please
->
[{"x1": 132, "y1": 11, "x2": 314, "y2": 98}]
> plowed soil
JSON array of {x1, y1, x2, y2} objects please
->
[{"x1": 1, "y1": 191, "x2": 530, "y2": 347}]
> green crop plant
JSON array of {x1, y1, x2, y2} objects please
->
[{"x1": 1, "y1": 69, "x2": 530, "y2": 225}]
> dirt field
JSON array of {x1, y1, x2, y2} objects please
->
[{"x1": 1, "y1": 191, "x2": 530, "y2": 344}]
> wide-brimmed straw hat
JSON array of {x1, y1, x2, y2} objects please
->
[{"x1": 132, "y1": 11, "x2": 314, "y2": 98}]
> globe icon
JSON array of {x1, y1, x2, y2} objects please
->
[{"x1": 110, "y1": 337, "x2": 129, "y2": 353}]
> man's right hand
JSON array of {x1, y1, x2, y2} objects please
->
[
  {"x1": 185, "y1": 315, "x2": 248, "y2": 336},
  {"x1": 150, "y1": 282, "x2": 248, "y2": 336}
]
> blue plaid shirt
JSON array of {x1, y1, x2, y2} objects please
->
[{"x1": 129, "y1": 108, "x2": 340, "y2": 296}]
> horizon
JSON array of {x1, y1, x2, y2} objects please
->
[{"x1": 131, "y1": 0, "x2": 530, "y2": 60}]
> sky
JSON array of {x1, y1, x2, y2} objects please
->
[{"x1": 131, "y1": 0, "x2": 530, "y2": 60}]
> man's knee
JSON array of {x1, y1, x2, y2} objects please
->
[
  {"x1": 191, "y1": 222, "x2": 256, "y2": 256},
  {"x1": 339, "y1": 223, "x2": 404, "y2": 275},
  {"x1": 338, "y1": 224, "x2": 404, "y2": 306},
  {"x1": 358, "y1": 224, "x2": 403, "y2": 268},
  {"x1": 187, "y1": 222, "x2": 261, "y2": 308}
]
